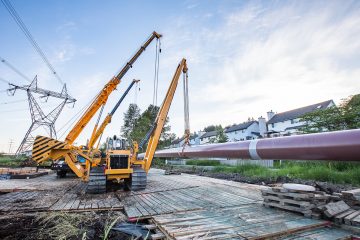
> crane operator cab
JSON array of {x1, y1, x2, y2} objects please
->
[
  {"x1": 87, "y1": 135, "x2": 146, "y2": 193},
  {"x1": 104, "y1": 135, "x2": 132, "y2": 181},
  {"x1": 106, "y1": 135, "x2": 130, "y2": 169}
]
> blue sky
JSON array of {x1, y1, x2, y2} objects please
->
[{"x1": 0, "y1": 0, "x2": 359, "y2": 152}]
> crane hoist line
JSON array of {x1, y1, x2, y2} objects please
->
[{"x1": 64, "y1": 31, "x2": 162, "y2": 145}]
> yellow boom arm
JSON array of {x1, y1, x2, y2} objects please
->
[
  {"x1": 142, "y1": 58, "x2": 188, "y2": 172},
  {"x1": 65, "y1": 31, "x2": 161, "y2": 144},
  {"x1": 88, "y1": 79, "x2": 140, "y2": 149}
]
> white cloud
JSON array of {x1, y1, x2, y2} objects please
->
[{"x1": 162, "y1": 1, "x2": 360, "y2": 135}]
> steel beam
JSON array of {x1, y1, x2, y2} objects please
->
[{"x1": 150, "y1": 129, "x2": 360, "y2": 162}]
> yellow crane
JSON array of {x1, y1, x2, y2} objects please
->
[
  {"x1": 31, "y1": 32, "x2": 161, "y2": 180},
  {"x1": 87, "y1": 58, "x2": 189, "y2": 193}
]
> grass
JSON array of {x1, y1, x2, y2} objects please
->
[
  {"x1": 0, "y1": 155, "x2": 26, "y2": 167},
  {"x1": 35, "y1": 212, "x2": 91, "y2": 240},
  {"x1": 211, "y1": 161, "x2": 360, "y2": 185},
  {"x1": 35, "y1": 211, "x2": 126, "y2": 240},
  {"x1": 186, "y1": 159, "x2": 221, "y2": 166}
]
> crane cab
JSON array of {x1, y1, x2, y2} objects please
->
[{"x1": 105, "y1": 135, "x2": 133, "y2": 182}]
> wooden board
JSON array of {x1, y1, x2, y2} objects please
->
[
  {"x1": 124, "y1": 169, "x2": 265, "y2": 219},
  {"x1": 50, "y1": 191, "x2": 123, "y2": 212},
  {"x1": 0, "y1": 190, "x2": 61, "y2": 212},
  {"x1": 151, "y1": 205, "x2": 343, "y2": 240}
]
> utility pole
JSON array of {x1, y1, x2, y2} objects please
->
[
  {"x1": 8, "y1": 139, "x2": 14, "y2": 154},
  {"x1": 7, "y1": 76, "x2": 76, "y2": 155}
]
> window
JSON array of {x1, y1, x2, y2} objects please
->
[{"x1": 271, "y1": 123, "x2": 274, "y2": 128}]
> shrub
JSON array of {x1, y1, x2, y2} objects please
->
[{"x1": 186, "y1": 159, "x2": 221, "y2": 166}]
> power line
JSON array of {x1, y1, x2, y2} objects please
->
[
  {"x1": 1, "y1": 0, "x2": 65, "y2": 86},
  {"x1": 0, "y1": 104, "x2": 58, "y2": 113},
  {"x1": 0, "y1": 77, "x2": 10, "y2": 84},
  {"x1": 0, "y1": 56, "x2": 32, "y2": 83},
  {"x1": 0, "y1": 98, "x2": 28, "y2": 104}
]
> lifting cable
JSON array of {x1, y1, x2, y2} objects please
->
[
  {"x1": 1, "y1": 0, "x2": 65, "y2": 87},
  {"x1": 183, "y1": 70, "x2": 190, "y2": 134},
  {"x1": 152, "y1": 38, "x2": 161, "y2": 106},
  {"x1": 133, "y1": 80, "x2": 140, "y2": 105},
  {"x1": 57, "y1": 93, "x2": 99, "y2": 139},
  {"x1": 182, "y1": 70, "x2": 191, "y2": 151},
  {"x1": 0, "y1": 56, "x2": 32, "y2": 83}
]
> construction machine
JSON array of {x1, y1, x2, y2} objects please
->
[
  {"x1": 32, "y1": 31, "x2": 161, "y2": 180},
  {"x1": 87, "y1": 58, "x2": 189, "y2": 193}
]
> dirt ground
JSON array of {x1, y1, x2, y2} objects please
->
[{"x1": 0, "y1": 210, "x2": 135, "y2": 240}]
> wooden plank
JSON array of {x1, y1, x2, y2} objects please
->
[
  {"x1": 151, "y1": 232, "x2": 166, "y2": 240},
  {"x1": 334, "y1": 209, "x2": 356, "y2": 224},
  {"x1": 344, "y1": 211, "x2": 360, "y2": 225},
  {"x1": 324, "y1": 201, "x2": 350, "y2": 217}
]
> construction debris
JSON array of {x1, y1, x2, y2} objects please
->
[
  {"x1": 324, "y1": 201, "x2": 350, "y2": 218},
  {"x1": 342, "y1": 189, "x2": 360, "y2": 209},
  {"x1": 262, "y1": 184, "x2": 360, "y2": 233},
  {"x1": 262, "y1": 185, "x2": 328, "y2": 218},
  {"x1": 0, "y1": 167, "x2": 50, "y2": 179}
]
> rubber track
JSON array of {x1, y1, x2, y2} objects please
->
[
  {"x1": 129, "y1": 166, "x2": 147, "y2": 191},
  {"x1": 86, "y1": 167, "x2": 106, "y2": 194}
]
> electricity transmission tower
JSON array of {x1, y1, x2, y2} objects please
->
[{"x1": 7, "y1": 76, "x2": 76, "y2": 155}]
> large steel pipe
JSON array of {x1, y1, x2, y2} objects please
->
[{"x1": 150, "y1": 129, "x2": 360, "y2": 161}]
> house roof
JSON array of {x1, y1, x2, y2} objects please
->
[
  {"x1": 171, "y1": 137, "x2": 185, "y2": 145},
  {"x1": 224, "y1": 121, "x2": 257, "y2": 133},
  {"x1": 267, "y1": 100, "x2": 334, "y2": 124},
  {"x1": 251, "y1": 132, "x2": 261, "y2": 137},
  {"x1": 190, "y1": 133, "x2": 198, "y2": 140},
  {"x1": 200, "y1": 130, "x2": 217, "y2": 139}
]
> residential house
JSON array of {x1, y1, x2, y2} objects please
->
[
  {"x1": 169, "y1": 137, "x2": 186, "y2": 148},
  {"x1": 224, "y1": 121, "x2": 260, "y2": 141},
  {"x1": 199, "y1": 130, "x2": 218, "y2": 144},
  {"x1": 189, "y1": 131, "x2": 204, "y2": 145},
  {"x1": 169, "y1": 131, "x2": 205, "y2": 148},
  {"x1": 266, "y1": 100, "x2": 335, "y2": 137}
]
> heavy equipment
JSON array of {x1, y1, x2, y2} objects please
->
[
  {"x1": 32, "y1": 31, "x2": 161, "y2": 180},
  {"x1": 88, "y1": 58, "x2": 189, "y2": 193}
]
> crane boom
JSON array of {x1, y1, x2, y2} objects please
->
[
  {"x1": 142, "y1": 58, "x2": 188, "y2": 172},
  {"x1": 88, "y1": 79, "x2": 139, "y2": 149},
  {"x1": 65, "y1": 31, "x2": 162, "y2": 144}
]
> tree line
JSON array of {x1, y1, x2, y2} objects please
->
[{"x1": 121, "y1": 104, "x2": 176, "y2": 149}]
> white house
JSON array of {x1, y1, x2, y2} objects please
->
[
  {"x1": 169, "y1": 131, "x2": 205, "y2": 148},
  {"x1": 199, "y1": 130, "x2": 218, "y2": 144},
  {"x1": 189, "y1": 131, "x2": 204, "y2": 145},
  {"x1": 225, "y1": 121, "x2": 260, "y2": 141},
  {"x1": 266, "y1": 100, "x2": 335, "y2": 137}
]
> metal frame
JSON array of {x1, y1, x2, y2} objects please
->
[{"x1": 7, "y1": 76, "x2": 76, "y2": 155}]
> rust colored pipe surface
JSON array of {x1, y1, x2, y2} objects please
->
[{"x1": 150, "y1": 129, "x2": 360, "y2": 161}]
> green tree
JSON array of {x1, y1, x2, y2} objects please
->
[
  {"x1": 300, "y1": 94, "x2": 360, "y2": 133},
  {"x1": 215, "y1": 125, "x2": 228, "y2": 143},
  {"x1": 203, "y1": 124, "x2": 222, "y2": 132},
  {"x1": 127, "y1": 104, "x2": 173, "y2": 149},
  {"x1": 121, "y1": 103, "x2": 140, "y2": 139},
  {"x1": 203, "y1": 125, "x2": 216, "y2": 132},
  {"x1": 342, "y1": 94, "x2": 360, "y2": 129}
]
